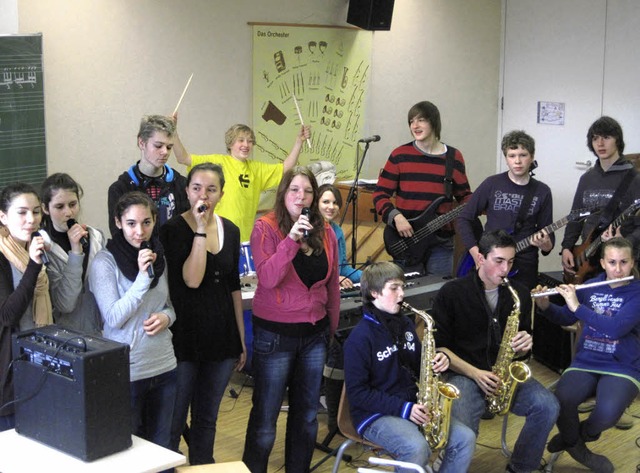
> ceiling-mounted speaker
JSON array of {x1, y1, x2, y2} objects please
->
[{"x1": 347, "y1": 0, "x2": 395, "y2": 31}]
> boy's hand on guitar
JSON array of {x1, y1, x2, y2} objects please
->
[
  {"x1": 469, "y1": 246, "x2": 481, "y2": 268},
  {"x1": 530, "y1": 229, "x2": 552, "y2": 252},
  {"x1": 601, "y1": 223, "x2": 621, "y2": 242},
  {"x1": 393, "y1": 214, "x2": 414, "y2": 238},
  {"x1": 561, "y1": 248, "x2": 575, "y2": 273}
]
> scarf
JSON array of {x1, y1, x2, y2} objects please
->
[
  {"x1": 0, "y1": 232, "x2": 53, "y2": 327},
  {"x1": 106, "y1": 231, "x2": 165, "y2": 289}
]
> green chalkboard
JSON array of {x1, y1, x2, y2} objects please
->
[{"x1": 0, "y1": 34, "x2": 47, "y2": 188}]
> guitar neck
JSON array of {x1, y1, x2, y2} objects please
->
[
  {"x1": 422, "y1": 203, "x2": 467, "y2": 234},
  {"x1": 515, "y1": 216, "x2": 568, "y2": 253}
]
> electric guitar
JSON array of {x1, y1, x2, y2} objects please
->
[
  {"x1": 564, "y1": 199, "x2": 640, "y2": 284},
  {"x1": 456, "y1": 208, "x2": 593, "y2": 278},
  {"x1": 383, "y1": 196, "x2": 467, "y2": 265}
]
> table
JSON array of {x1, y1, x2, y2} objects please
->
[{"x1": 0, "y1": 429, "x2": 186, "y2": 473}]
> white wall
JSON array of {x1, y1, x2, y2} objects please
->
[
  {"x1": 0, "y1": 0, "x2": 18, "y2": 33},
  {"x1": 15, "y1": 0, "x2": 502, "y2": 233}
]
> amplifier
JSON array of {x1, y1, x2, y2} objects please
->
[{"x1": 12, "y1": 325, "x2": 132, "y2": 461}]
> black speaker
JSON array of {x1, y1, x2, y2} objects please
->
[
  {"x1": 12, "y1": 325, "x2": 131, "y2": 461},
  {"x1": 532, "y1": 272, "x2": 573, "y2": 373},
  {"x1": 347, "y1": 0, "x2": 395, "y2": 31}
]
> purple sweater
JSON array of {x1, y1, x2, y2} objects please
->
[{"x1": 250, "y1": 213, "x2": 340, "y2": 335}]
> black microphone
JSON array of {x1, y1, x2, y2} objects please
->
[
  {"x1": 140, "y1": 241, "x2": 155, "y2": 278},
  {"x1": 358, "y1": 135, "x2": 381, "y2": 143},
  {"x1": 197, "y1": 204, "x2": 208, "y2": 213},
  {"x1": 301, "y1": 207, "x2": 310, "y2": 238},
  {"x1": 66, "y1": 218, "x2": 89, "y2": 247},
  {"x1": 31, "y1": 231, "x2": 50, "y2": 266}
]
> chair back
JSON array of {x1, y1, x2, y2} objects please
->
[{"x1": 337, "y1": 386, "x2": 380, "y2": 449}]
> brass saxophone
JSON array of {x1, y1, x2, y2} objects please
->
[
  {"x1": 485, "y1": 277, "x2": 532, "y2": 415},
  {"x1": 401, "y1": 302, "x2": 460, "y2": 450}
]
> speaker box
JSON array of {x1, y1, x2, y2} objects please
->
[
  {"x1": 532, "y1": 272, "x2": 573, "y2": 373},
  {"x1": 12, "y1": 325, "x2": 131, "y2": 461},
  {"x1": 347, "y1": 0, "x2": 395, "y2": 31}
]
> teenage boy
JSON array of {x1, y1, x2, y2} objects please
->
[
  {"x1": 373, "y1": 101, "x2": 472, "y2": 276},
  {"x1": 344, "y1": 261, "x2": 475, "y2": 473},
  {"x1": 432, "y1": 230, "x2": 559, "y2": 473},
  {"x1": 456, "y1": 130, "x2": 553, "y2": 290}
]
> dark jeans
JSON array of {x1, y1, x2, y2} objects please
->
[
  {"x1": 170, "y1": 359, "x2": 236, "y2": 464},
  {"x1": 555, "y1": 370, "x2": 639, "y2": 445},
  {"x1": 130, "y1": 368, "x2": 177, "y2": 449},
  {"x1": 242, "y1": 325, "x2": 328, "y2": 473}
]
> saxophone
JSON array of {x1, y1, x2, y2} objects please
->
[
  {"x1": 485, "y1": 277, "x2": 532, "y2": 415},
  {"x1": 401, "y1": 302, "x2": 460, "y2": 450}
]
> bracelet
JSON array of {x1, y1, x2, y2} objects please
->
[
  {"x1": 437, "y1": 351, "x2": 450, "y2": 362},
  {"x1": 193, "y1": 232, "x2": 207, "y2": 238}
]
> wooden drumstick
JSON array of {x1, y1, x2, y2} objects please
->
[
  {"x1": 172, "y1": 73, "x2": 194, "y2": 116},
  {"x1": 291, "y1": 93, "x2": 312, "y2": 148}
]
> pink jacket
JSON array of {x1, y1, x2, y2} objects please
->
[{"x1": 250, "y1": 212, "x2": 340, "y2": 335}]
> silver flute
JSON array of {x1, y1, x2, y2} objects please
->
[{"x1": 531, "y1": 276, "x2": 634, "y2": 298}]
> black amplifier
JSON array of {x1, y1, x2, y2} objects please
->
[{"x1": 12, "y1": 325, "x2": 132, "y2": 461}]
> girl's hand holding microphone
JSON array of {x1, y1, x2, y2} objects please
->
[{"x1": 288, "y1": 207, "x2": 312, "y2": 242}]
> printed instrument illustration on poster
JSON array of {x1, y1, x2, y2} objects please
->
[{"x1": 252, "y1": 25, "x2": 372, "y2": 181}]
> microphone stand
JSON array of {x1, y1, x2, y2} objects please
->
[{"x1": 340, "y1": 141, "x2": 372, "y2": 268}]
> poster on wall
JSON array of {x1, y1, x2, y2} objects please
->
[{"x1": 252, "y1": 24, "x2": 372, "y2": 182}]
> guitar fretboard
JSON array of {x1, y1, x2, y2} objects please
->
[{"x1": 515, "y1": 217, "x2": 569, "y2": 253}]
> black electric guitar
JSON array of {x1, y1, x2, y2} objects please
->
[
  {"x1": 456, "y1": 208, "x2": 593, "y2": 277},
  {"x1": 383, "y1": 196, "x2": 467, "y2": 265}
]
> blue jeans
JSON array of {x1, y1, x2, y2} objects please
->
[
  {"x1": 170, "y1": 359, "x2": 236, "y2": 464},
  {"x1": 363, "y1": 416, "x2": 475, "y2": 473},
  {"x1": 130, "y1": 368, "x2": 177, "y2": 449},
  {"x1": 448, "y1": 373, "x2": 559, "y2": 473},
  {"x1": 242, "y1": 325, "x2": 329, "y2": 473},
  {"x1": 554, "y1": 370, "x2": 639, "y2": 445}
]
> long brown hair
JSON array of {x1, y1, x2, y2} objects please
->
[{"x1": 274, "y1": 166, "x2": 324, "y2": 254}]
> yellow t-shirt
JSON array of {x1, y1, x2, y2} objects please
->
[{"x1": 189, "y1": 154, "x2": 283, "y2": 241}]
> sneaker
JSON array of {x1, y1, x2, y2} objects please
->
[
  {"x1": 577, "y1": 399, "x2": 596, "y2": 413},
  {"x1": 566, "y1": 439, "x2": 614, "y2": 472},
  {"x1": 615, "y1": 409, "x2": 633, "y2": 430}
]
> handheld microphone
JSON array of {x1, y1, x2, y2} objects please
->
[
  {"x1": 66, "y1": 218, "x2": 89, "y2": 247},
  {"x1": 31, "y1": 231, "x2": 50, "y2": 266},
  {"x1": 197, "y1": 203, "x2": 208, "y2": 213},
  {"x1": 358, "y1": 135, "x2": 381, "y2": 143},
  {"x1": 139, "y1": 241, "x2": 155, "y2": 278},
  {"x1": 301, "y1": 207, "x2": 310, "y2": 238}
]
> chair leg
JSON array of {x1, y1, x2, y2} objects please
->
[
  {"x1": 501, "y1": 413, "x2": 512, "y2": 458},
  {"x1": 543, "y1": 451, "x2": 563, "y2": 472},
  {"x1": 331, "y1": 439, "x2": 355, "y2": 473}
]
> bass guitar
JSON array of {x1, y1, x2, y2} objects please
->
[
  {"x1": 564, "y1": 199, "x2": 640, "y2": 284},
  {"x1": 383, "y1": 196, "x2": 466, "y2": 265},
  {"x1": 456, "y1": 208, "x2": 593, "y2": 278}
]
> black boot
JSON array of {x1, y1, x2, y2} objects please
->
[
  {"x1": 547, "y1": 433, "x2": 571, "y2": 453},
  {"x1": 566, "y1": 438, "x2": 614, "y2": 472}
]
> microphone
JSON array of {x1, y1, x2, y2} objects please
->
[
  {"x1": 197, "y1": 203, "x2": 208, "y2": 213},
  {"x1": 358, "y1": 135, "x2": 381, "y2": 143},
  {"x1": 31, "y1": 231, "x2": 50, "y2": 266},
  {"x1": 301, "y1": 207, "x2": 310, "y2": 238},
  {"x1": 66, "y1": 218, "x2": 88, "y2": 247},
  {"x1": 139, "y1": 241, "x2": 155, "y2": 278}
]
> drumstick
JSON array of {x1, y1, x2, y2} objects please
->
[
  {"x1": 172, "y1": 73, "x2": 194, "y2": 116},
  {"x1": 291, "y1": 93, "x2": 312, "y2": 148}
]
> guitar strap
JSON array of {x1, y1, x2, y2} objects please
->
[
  {"x1": 595, "y1": 169, "x2": 636, "y2": 232},
  {"x1": 514, "y1": 178, "x2": 539, "y2": 233},
  {"x1": 443, "y1": 146, "x2": 456, "y2": 200}
]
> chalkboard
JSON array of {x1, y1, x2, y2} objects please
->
[{"x1": 0, "y1": 34, "x2": 46, "y2": 188}]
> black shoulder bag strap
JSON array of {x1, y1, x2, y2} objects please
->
[
  {"x1": 513, "y1": 178, "x2": 539, "y2": 233},
  {"x1": 595, "y1": 169, "x2": 635, "y2": 232},
  {"x1": 443, "y1": 145, "x2": 456, "y2": 200}
]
